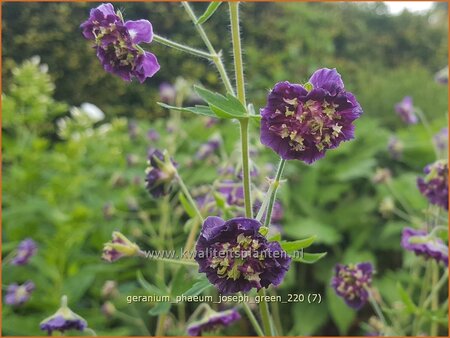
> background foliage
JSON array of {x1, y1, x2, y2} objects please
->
[{"x1": 2, "y1": 1, "x2": 448, "y2": 336}]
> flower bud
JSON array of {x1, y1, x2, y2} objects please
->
[{"x1": 102, "y1": 231, "x2": 141, "y2": 262}]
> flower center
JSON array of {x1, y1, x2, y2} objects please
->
[
  {"x1": 208, "y1": 233, "x2": 265, "y2": 286},
  {"x1": 270, "y1": 98, "x2": 343, "y2": 152}
]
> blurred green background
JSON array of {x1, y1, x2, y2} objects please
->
[{"x1": 2, "y1": 1, "x2": 448, "y2": 336}]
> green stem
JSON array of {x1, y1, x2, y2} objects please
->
[
  {"x1": 176, "y1": 172, "x2": 204, "y2": 253},
  {"x1": 263, "y1": 159, "x2": 286, "y2": 227},
  {"x1": 229, "y1": 1, "x2": 246, "y2": 105},
  {"x1": 423, "y1": 267, "x2": 448, "y2": 309},
  {"x1": 239, "y1": 119, "x2": 253, "y2": 218},
  {"x1": 181, "y1": 2, "x2": 235, "y2": 95},
  {"x1": 176, "y1": 173, "x2": 204, "y2": 222},
  {"x1": 270, "y1": 290, "x2": 283, "y2": 335},
  {"x1": 367, "y1": 290, "x2": 388, "y2": 335},
  {"x1": 138, "y1": 251, "x2": 198, "y2": 267},
  {"x1": 258, "y1": 288, "x2": 275, "y2": 336},
  {"x1": 430, "y1": 261, "x2": 439, "y2": 336},
  {"x1": 152, "y1": 34, "x2": 212, "y2": 59},
  {"x1": 241, "y1": 301, "x2": 264, "y2": 336},
  {"x1": 155, "y1": 313, "x2": 167, "y2": 336}
]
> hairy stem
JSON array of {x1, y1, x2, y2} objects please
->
[
  {"x1": 239, "y1": 119, "x2": 253, "y2": 218},
  {"x1": 258, "y1": 288, "x2": 275, "y2": 336},
  {"x1": 153, "y1": 34, "x2": 212, "y2": 59},
  {"x1": 229, "y1": 2, "x2": 246, "y2": 105},
  {"x1": 263, "y1": 159, "x2": 286, "y2": 227},
  {"x1": 182, "y1": 2, "x2": 235, "y2": 95},
  {"x1": 241, "y1": 301, "x2": 264, "y2": 336}
]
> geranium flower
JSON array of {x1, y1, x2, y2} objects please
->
[
  {"x1": 5, "y1": 281, "x2": 35, "y2": 306},
  {"x1": 331, "y1": 262, "x2": 373, "y2": 310},
  {"x1": 11, "y1": 238, "x2": 37, "y2": 265},
  {"x1": 401, "y1": 227, "x2": 448, "y2": 265},
  {"x1": 81, "y1": 3, "x2": 160, "y2": 82},
  {"x1": 417, "y1": 160, "x2": 448, "y2": 210},
  {"x1": 195, "y1": 216, "x2": 291, "y2": 294},
  {"x1": 260, "y1": 68, "x2": 362, "y2": 164},
  {"x1": 395, "y1": 96, "x2": 417, "y2": 125},
  {"x1": 187, "y1": 308, "x2": 241, "y2": 336}
]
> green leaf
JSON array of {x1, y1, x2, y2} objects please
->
[
  {"x1": 196, "y1": 2, "x2": 222, "y2": 24},
  {"x1": 157, "y1": 102, "x2": 216, "y2": 118},
  {"x1": 292, "y1": 252, "x2": 327, "y2": 264},
  {"x1": 137, "y1": 270, "x2": 167, "y2": 296},
  {"x1": 170, "y1": 267, "x2": 195, "y2": 297},
  {"x1": 148, "y1": 302, "x2": 171, "y2": 316},
  {"x1": 194, "y1": 86, "x2": 247, "y2": 119},
  {"x1": 268, "y1": 232, "x2": 282, "y2": 242},
  {"x1": 396, "y1": 282, "x2": 418, "y2": 314},
  {"x1": 179, "y1": 192, "x2": 196, "y2": 219},
  {"x1": 327, "y1": 286, "x2": 356, "y2": 335},
  {"x1": 280, "y1": 235, "x2": 316, "y2": 253},
  {"x1": 183, "y1": 278, "x2": 212, "y2": 297}
]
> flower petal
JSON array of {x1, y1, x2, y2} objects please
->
[
  {"x1": 134, "y1": 52, "x2": 160, "y2": 83},
  {"x1": 309, "y1": 68, "x2": 344, "y2": 94},
  {"x1": 125, "y1": 20, "x2": 153, "y2": 44}
]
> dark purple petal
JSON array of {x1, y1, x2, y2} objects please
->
[
  {"x1": 309, "y1": 68, "x2": 344, "y2": 95},
  {"x1": 134, "y1": 52, "x2": 160, "y2": 83}
]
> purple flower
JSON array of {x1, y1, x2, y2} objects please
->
[
  {"x1": 5, "y1": 281, "x2": 35, "y2": 306},
  {"x1": 147, "y1": 128, "x2": 160, "y2": 142},
  {"x1": 187, "y1": 308, "x2": 241, "y2": 336},
  {"x1": 81, "y1": 3, "x2": 160, "y2": 83},
  {"x1": 260, "y1": 68, "x2": 362, "y2": 164},
  {"x1": 40, "y1": 296, "x2": 87, "y2": 335},
  {"x1": 331, "y1": 262, "x2": 373, "y2": 310},
  {"x1": 387, "y1": 136, "x2": 404, "y2": 160},
  {"x1": 145, "y1": 149, "x2": 177, "y2": 198},
  {"x1": 433, "y1": 127, "x2": 448, "y2": 152},
  {"x1": 102, "y1": 231, "x2": 141, "y2": 262},
  {"x1": 417, "y1": 160, "x2": 448, "y2": 210},
  {"x1": 401, "y1": 227, "x2": 448, "y2": 265},
  {"x1": 395, "y1": 96, "x2": 417, "y2": 125},
  {"x1": 11, "y1": 238, "x2": 37, "y2": 265},
  {"x1": 435, "y1": 66, "x2": 448, "y2": 85},
  {"x1": 217, "y1": 181, "x2": 245, "y2": 207},
  {"x1": 159, "y1": 82, "x2": 176, "y2": 104},
  {"x1": 196, "y1": 137, "x2": 221, "y2": 160},
  {"x1": 195, "y1": 216, "x2": 291, "y2": 294}
]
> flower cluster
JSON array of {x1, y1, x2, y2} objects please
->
[
  {"x1": 260, "y1": 68, "x2": 363, "y2": 164},
  {"x1": 40, "y1": 296, "x2": 87, "y2": 335},
  {"x1": 195, "y1": 216, "x2": 291, "y2": 294},
  {"x1": 187, "y1": 308, "x2": 241, "y2": 336},
  {"x1": 417, "y1": 160, "x2": 448, "y2": 210},
  {"x1": 395, "y1": 96, "x2": 417, "y2": 125},
  {"x1": 331, "y1": 262, "x2": 373, "y2": 310},
  {"x1": 401, "y1": 227, "x2": 448, "y2": 265},
  {"x1": 81, "y1": 3, "x2": 159, "y2": 82}
]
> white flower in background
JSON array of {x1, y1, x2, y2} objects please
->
[{"x1": 80, "y1": 103, "x2": 105, "y2": 122}]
